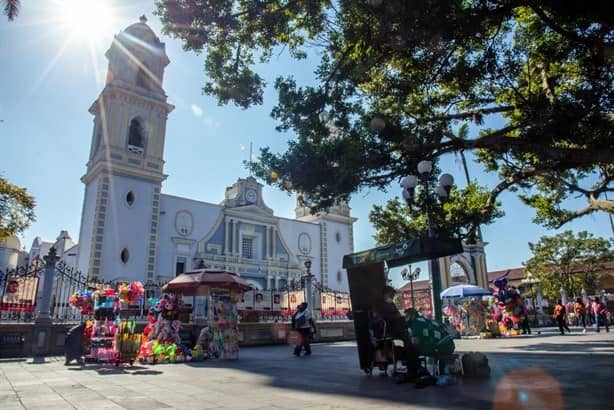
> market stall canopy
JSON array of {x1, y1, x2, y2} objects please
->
[
  {"x1": 161, "y1": 270, "x2": 252, "y2": 296},
  {"x1": 440, "y1": 284, "x2": 492, "y2": 299}
]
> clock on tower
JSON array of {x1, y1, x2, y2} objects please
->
[{"x1": 245, "y1": 189, "x2": 257, "y2": 203}]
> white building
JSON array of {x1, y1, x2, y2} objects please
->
[
  {"x1": 74, "y1": 17, "x2": 356, "y2": 291},
  {"x1": 0, "y1": 236, "x2": 28, "y2": 272}
]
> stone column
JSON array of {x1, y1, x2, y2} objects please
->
[
  {"x1": 231, "y1": 220, "x2": 236, "y2": 256},
  {"x1": 224, "y1": 219, "x2": 230, "y2": 255},
  {"x1": 32, "y1": 247, "x2": 59, "y2": 356}
]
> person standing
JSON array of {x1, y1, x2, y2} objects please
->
[
  {"x1": 292, "y1": 302, "x2": 315, "y2": 356},
  {"x1": 553, "y1": 300, "x2": 570, "y2": 335},
  {"x1": 574, "y1": 298, "x2": 587, "y2": 333},
  {"x1": 520, "y1": 315, "x2": 532, "y2": 335},
  {"x1": 592, "y1": 297, "x2": 609, "y2": 333}
]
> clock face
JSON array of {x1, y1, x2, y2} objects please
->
[{"x1": 245, "y1": 189, "x2": 257, "y2": 203}]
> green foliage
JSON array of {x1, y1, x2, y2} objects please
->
[
  {"x1": 156, "y1": 1, "x2": 613, "y2": 226},
  {"x1": 524, "y1": 231, "x2": 614, "y2": 300},
  {"x1": 2, "y1": 0, "x2": 20, "y2": 21},
  {"x1": 369, "y1": 180, "x2": 503, "y2": 245},
  {"x1": 0, "y1": 177, "x2": 35, "y2": 241}
]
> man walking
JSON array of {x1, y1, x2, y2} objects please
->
[
  {"x1": 553, "y1": 300, "x2": 570, "y2": 335},
  {"x1": 574, "y1": 298, "x2": 587, "y2": 333}
]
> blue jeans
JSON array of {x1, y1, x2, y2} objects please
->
[{"x1": 596, "y1": 313, "x2": 609, "y2": 332}]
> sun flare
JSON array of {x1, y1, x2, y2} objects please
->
[{"x1": 55, "y1": 0, "x2": 116, "y2": 43}]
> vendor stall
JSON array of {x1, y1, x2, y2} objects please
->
[
  {"x1": 67, "y1": 282, "x2": 144, "y2": 365},
  {"x1": 162, "y1": 269, "x2": 252, "y2": 360}
]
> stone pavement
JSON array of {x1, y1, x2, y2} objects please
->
[{"x1": 1, "y1": 326, "x2": 612, "y2": 410}]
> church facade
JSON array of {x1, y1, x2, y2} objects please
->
[{"x1": 75, "y1": 17, "x2": 356, "y2": 291}]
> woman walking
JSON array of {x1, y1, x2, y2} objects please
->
[
  {"x1": 292, "y1": 302, "x2": 316, "y2": 356},
  {"x1": 592, "y1": 297, "x2": 610, "y2": 333}
]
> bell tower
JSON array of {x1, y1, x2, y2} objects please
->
[
  {"x1": 295, "y1": 195, "x2": 356, "y2": 291},
  {"x1": 77, "y1": 16, "x2": 174, "y2": 282}
]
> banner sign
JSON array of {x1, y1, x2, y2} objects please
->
[{"x1": 1, "y1": 275, "x2": 39, "y2": 313}]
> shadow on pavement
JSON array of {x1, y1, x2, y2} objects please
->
[
  {"x1": 67, "y1": 363, "x2": 163, "y2": 376},
  {"x1": 184, "y1": 341, "x2": 612, "y2": 409}
]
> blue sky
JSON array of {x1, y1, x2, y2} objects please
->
[{"x1": 1, "y1": 1, "x2": 611, "y2": 287}]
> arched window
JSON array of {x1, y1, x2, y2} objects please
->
[
  {"x1": 120, "y1": 248, "x2": 130, "y2": 264},
  {"x1": 127, "y1": 118, "x2": 145, "y2": 154},
  {"x1": 126, "y1": 191, "x2": 135, "y2": 207},
  {"x1": 450, "y1": 262, "x2": 469, "y2": 284}
]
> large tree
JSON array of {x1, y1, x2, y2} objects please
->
[
  {"x1": 524, "y1": 230, "x2": 613, "y2": 300},
  {"x1": 0, "y1": 177, "x2": 35, "y2": 241},
  {"x1": 156, "y1": 1, "x2": 613, "y2": 228}
]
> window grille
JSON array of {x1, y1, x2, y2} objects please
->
[{"x1": 242, "y1": 237, "x2": 253, "y2": 259}]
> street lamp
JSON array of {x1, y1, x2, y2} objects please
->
[
  {"x1": 303, "y1": 259, "x2": 315, "y2": 311},
  {"x1": 401, "y1": 266, "x2": 421, "y2": 307},
  {"x1": 401, "y1": 160, "x2": 454, "y2": 323},
  {"x1": 521, "y1": 272, "x2": 540, "y2": 325}
]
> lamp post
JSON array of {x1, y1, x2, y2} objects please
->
[
  {"x1": 521, "y1": 272, "x2": 540, "y2": 326},
  {"x1": 401, "y1": 266, "x2": 421, "y2": 307},
  {"x1": 401, "y1": 160, "x2": 454, "y2": 323},
  {"x1": 303, "y1": 259, "x2": 315, "y2": 310}
]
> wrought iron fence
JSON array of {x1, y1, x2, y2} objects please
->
[
  {"x1": 0, "y1": 260, "x2": 44, "y2": 322},
  {"x1": 2, "y1": 254, "x2": 352, "y2": 324},
  {"x1": 51, "y1": 262, "x2": 166, "y2": 322}
]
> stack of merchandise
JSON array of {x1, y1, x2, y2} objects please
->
[
  {"x1": 115, "y1": 320, "x2": 141, "y2": 365},
  {"x1": 212, "y1": 296, "x2": 240, "y2": 359},
  {"x1": 138, "y1": 294, "x2": 192, "y2": 364},
  {"x1": 68, "y1": 291, "x2": 94, "y2": 315},
  {"x1": 90, "y1": 319, "x2": 117, "y2": 362}
]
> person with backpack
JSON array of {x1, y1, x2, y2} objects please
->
[
  {"x1": 574, "y1": 298, "x2": 587, "y2": 333},
  {"x1": 553, "y1": 300, "x2": 570, "y2": 335},
  {"x1": 592, "y1": 297, "x2": 609, "y2": 333}
]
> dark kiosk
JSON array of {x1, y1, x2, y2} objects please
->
[{"x1": 342, "y1": 238, "x2": 463, "y2": 373}]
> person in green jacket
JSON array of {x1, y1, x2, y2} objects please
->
[{"x1": 404, "y1": 308, "x2": 455, "y2": 357}]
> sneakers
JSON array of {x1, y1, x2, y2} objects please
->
[{"x1": 583, "y1": 328, "x2": 587, "y2": 333}]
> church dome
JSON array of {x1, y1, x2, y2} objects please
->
[
  {"x1": 121, "y1": 15, "x2": 159, "y2": 45},
  {"x1": 0, "y1": 235, "x2": 22, "y2": 251}
]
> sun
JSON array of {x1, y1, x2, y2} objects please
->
[{"x1": 55, "y1": 0, "x2": 116, "y2": 43}]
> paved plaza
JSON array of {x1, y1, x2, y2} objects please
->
[{"x1": 1, "y1": 327, "x2": 612, "y2": 410}]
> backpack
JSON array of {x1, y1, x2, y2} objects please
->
[{"x1": 462, "y1": 352, "x2": 491, "y2": 378}]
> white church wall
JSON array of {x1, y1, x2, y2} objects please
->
[
  {"x1": 156, "y1": 194, "x2": 223, "y2": 280},
  {"x1": 76, "y1": 176, "x2": 100, "y2": 275},
  {"x1": 277, "y1": 217, "x2": 321, "y2": 279},
  {"x1": 99, "y1": 174, "x2": 158, "y2": 282},
  {"x1": 322, "y1": 218, "x2": 353, "y2": 292}
]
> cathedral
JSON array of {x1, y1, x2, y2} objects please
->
[{"x1": 74, "y1": 17, "x2": 356, "y2": 291}]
